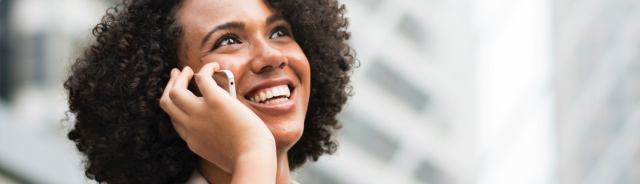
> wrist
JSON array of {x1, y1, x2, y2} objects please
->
[{"x1": 231, "y1": 145, "x2": 277, "y2": 184}]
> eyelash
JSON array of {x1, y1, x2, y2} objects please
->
[
  {"x1": 209, "y1": 24, "x2": 292, "y2": 51},
  {"x1": 270, "y1": 24, "x2": 292, "y2": 38},
  {"x1": 211, "y1": 32, "x2": 240, "y2": 51}
]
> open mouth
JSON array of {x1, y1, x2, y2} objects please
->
[{"x1": 245, "y1": 84, "x2": 293, "y2": 104}]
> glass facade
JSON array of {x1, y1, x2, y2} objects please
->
[
  {"x1": 1, "y1": 0, "x2": 639, "y2": 183},
  {"x1": 555, "y1": 0, "x2": 640, "y2": 184}
]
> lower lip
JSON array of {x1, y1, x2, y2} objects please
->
[{"x1": 246, "y1": 90, "x2": 296, "y2": 114}]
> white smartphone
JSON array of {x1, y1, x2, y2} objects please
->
[{"x1": 188, "y1": 70, "x2": 236, "y2": 98}]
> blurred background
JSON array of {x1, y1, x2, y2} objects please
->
[{"x1": 1, "y1": 0, "x2": 639, "y2": 183}]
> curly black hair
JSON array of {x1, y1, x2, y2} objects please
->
[{"x1": 64, "y1": 0, "x2": 354, "y2": 183}]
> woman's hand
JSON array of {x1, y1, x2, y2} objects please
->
[{"x1": 159, "y1": 63, "x2": 276, "y2": 182}]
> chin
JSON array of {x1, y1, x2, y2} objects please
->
[{"x1": 261, "y1": 115, "x2": 304, "y2": 150}]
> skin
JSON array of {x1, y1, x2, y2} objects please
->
[{"x1": 159, "y1": 0, "x2": 311, "y2": 183}]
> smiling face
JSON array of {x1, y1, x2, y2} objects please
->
[{"x1": 175, "y1": 0, "x2": 311, "y2": 150}]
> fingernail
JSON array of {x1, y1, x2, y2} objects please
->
[{"x1": 171, "y1": 69, "x2": 176, "y2": 77}]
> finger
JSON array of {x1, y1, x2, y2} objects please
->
[
  {"x1": 160, "y1": 68, "x2": 189, "y2": 120},
  {"x1": 195, "y1": 62, "x2": 227, "y2": 100},
  {"x1": 162, "y1": 68, "x2": 180, "y2": 98},
  {"x1": 170, "y1": 66, "x2": 201, "y2": 112},
  {"x1": 174, "y1": 66, "x2": 195, "y2": 90},
  {"x1": 168, "y1": 88, "x2": 201, "y2": 113},
  {"x1": 160, "y1": 95, "x2": 189, "y2": 122}
]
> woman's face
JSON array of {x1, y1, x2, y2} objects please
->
[{"x1": 175, "y1": 0, "x2": 310, "y2": 150}]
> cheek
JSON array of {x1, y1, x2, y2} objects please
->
[
  {"x1": 286, "y1": 48, "x2": 311, "y2": 107},
  {"x1": 203, "y1": 54, "x2": 248, "y2": 71},
  {"x1": 200, "y1": 54, "x2": 253, "y2": 80},
  {"x1": 287, "y1": 49, "x2": 311, "y2": 84}
]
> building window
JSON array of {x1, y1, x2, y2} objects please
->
[
  {"x1": 367, "y1": 59, "x2": 430, "y2": 111},
  {"x1": 397, "y1": 14, "x2": 428, "y2": 48},
  {"x1": 0, "y1": 0, "x2": 12, "y2": 100},
  {"x1": 340, "y1": 113, "x2": 399, "y2": 161},
  {"x1": 295, "y1": 166, "x2": 344, "y2": 184},
  {"x1": 414, "y1": 160, "x2": 450, "y2": 184},
  {"x1": 32, "y1": 32, "x2": 47, "y2": 85}
]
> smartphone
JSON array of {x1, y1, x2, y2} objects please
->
[{"x1": 188, "y1": 70, "x2": 236, "y2": 98}]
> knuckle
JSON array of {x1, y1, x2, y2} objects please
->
[
  {"x1": 195, "y1": 74, "x2": 206, "y2": 83},
  {"x1": 159, "y1": 97, "x2": 169, "y2": 108},
  {"x1": 204, "y1": 96, "x2": 221, "y2": 106},
  {"x1": 168, "y1": 88, "x2": 180, "y2": 99}
]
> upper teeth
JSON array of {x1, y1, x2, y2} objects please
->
[{"x1": 250, "y1": 85, "x2": 290, "y2": 103}]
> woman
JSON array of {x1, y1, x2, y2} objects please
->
[{"x1": 64, "y1": 0, "x2": 355, "y2": 183}]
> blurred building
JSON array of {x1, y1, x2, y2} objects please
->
[
  {"x1": 9, "y1": 0, "x2": 640, "y2": 183},
  {"x1": 1, "y1": 0, "x2": 14, "y2": 100},
  {"x1": 294, "y1": 0, "x2": 478, "y2": 183},
  {"x1": 0, "y1": 0, "x2": 109, "y2": 183},
  {"x1": 294, "y1": 0, "x2": 560, "y2": 183},
  {"x1": 555, "y1": 0, "x2": 640, "y2": 184}
]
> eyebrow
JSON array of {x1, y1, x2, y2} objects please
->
[
  {"x1": 200, "y1": 21, "x2": 245, "y2": 48},
  {"x1": 266, "y1": 14, "x2": 285, "y2": 25},
  {"x1": 200, "y1": 14, "x2": 286, "y2": 49}
]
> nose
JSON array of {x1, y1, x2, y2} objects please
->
[{"x1": 249, "y1": 40, "x2": 288, "y2": 73}]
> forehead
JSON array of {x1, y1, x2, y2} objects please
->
[{"x1": 177, "y1": 0, "x2": 276, "y2": 32}]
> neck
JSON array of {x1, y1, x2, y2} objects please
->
[{"x1": 198, "y1": 149, "x2": 291, "y2": 184}]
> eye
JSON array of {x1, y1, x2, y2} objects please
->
[
  {"x1": 220, "y1": 37, "x2": 239, "y2": 46},
  {"x1": 212, "y1": 34, "x2": 242, "y2": 50},
  {"x1": 269, "y1": 26, "x2": 291, "y2": 39}
]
